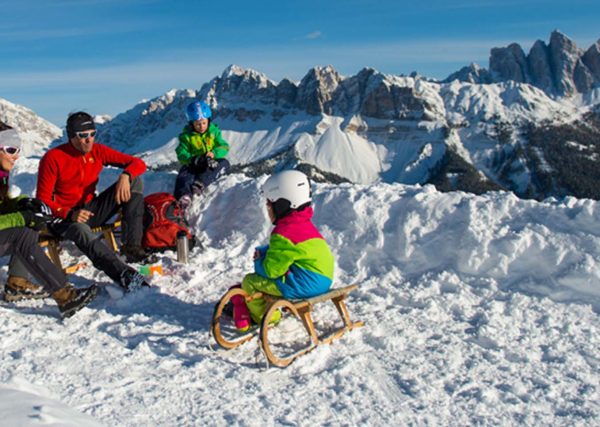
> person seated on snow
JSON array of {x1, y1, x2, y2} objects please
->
[
  {"x1": 173, "y1": 100, "x2": 230, "y2": 211},
  {"x1": 231, "y1": 170, "x2": 335, "y2": 331},
  {"x1": 0, "y1": 126, "x2": 96, "y2": 318},
  {"x1": 36, "y1": 112, "x2": 153, "y2": 292}
]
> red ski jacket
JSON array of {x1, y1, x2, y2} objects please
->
[{"x1": 37, "y1": 142, "x2": 147, "y2": 219}]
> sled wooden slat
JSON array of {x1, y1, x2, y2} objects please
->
[
  {"x1": 39, "y1": 220, "x2": 121, "y2": 274},
  {"x1": 210, "y1": 284, "x2": 363, "y2": 368}
]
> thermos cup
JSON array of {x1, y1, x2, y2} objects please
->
[{"x1": 176, "y1": 231, "x2": 189, "y2": 264}]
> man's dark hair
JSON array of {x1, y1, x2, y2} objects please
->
[{"x1": 66, "y1": 111, "x2": 95, "y2": 138}]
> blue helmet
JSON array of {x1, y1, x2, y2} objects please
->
[{"x1": 186, "y1": 101, "x2": 212, "y2": 121}]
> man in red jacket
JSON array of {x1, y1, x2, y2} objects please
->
[{"x1": 37, "y1": 112, "x2": 153, "y2": 291}]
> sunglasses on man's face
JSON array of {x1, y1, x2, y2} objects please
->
[
  {"x1": 0, "y1": 146, "x2": 21, "y2": 155},
  {"x1": 76, "y1": 130, "x2": 97, "y2": 139}
]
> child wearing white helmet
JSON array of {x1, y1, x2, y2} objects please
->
[
  {"x1": 174, "y1": 100, "x2": 230, "y2": 211},
  {"x1": 231, "y1": 170, "x2": 335, "y2": 331}
]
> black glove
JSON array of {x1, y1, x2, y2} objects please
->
[
  {"x1": 18, "y1": 198, "x2": 54, "y2": 231},
  {"x1": 17, "y1": 198, "x2": 51, "y2": 215},
  {"x1": 189, "y1": 156, "x2": 208, "y2": 174},
  {"x1": 207, "y1": 157, "x2": 219, "y2": 170},
  {"x1": 20, "y1": 209, "x2": 53, "y2": 231}
]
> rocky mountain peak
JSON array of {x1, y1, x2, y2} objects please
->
[
  {"x1": 443, "y1": 62, "x2": 493, "y2": 84},
  {"x1": 547, "y1": 30, "x2": 583, "y2": 95},
  {"x1": 452, "y1": 31, "x2": 600, "y2": 97},
  {"x1": 527, "y1": 40, "x2": 553, "y2": 92},
  {"x1": 295, "y1": 65, "x2": 343, "y2": 115},
  {"x1": 205, "y1": 64, "x2": 277, "y2": 104},
  {"x1": 219, "y1": 64, "x2": 273, "y2": 88},
  {"x1": 490, "y1": 43, "x2": 529, "y2": 83},
  {"x1": 582, "y1": 40, "x2": 600, "y2": 80}
]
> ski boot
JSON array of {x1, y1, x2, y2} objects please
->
[
  {"x1": 119, "y1": 269, "x2": 150, "y2": 293},
  {"x1": 3, "y1": 276, "x2": 50, "y2": 302},
  {"x1": 120, "y1": 245, "x2": 158, "y2": 264},
  {"x1": 52, "y1": 284, "x2": 98, "y2": 319}
]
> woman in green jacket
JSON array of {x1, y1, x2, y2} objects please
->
[
  {"x1": 173, "y1": 101, "x2": 230, "y2": 210},
  {"x1": 0, "y1": 125, "x2": 96, "y2": 318}
]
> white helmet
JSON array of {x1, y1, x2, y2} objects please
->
[
  {"x1": 0, "y1": 128, "x2": 22, "y2": 150},
  {"x1": 262, "y1": 170, "x2": 312, "y2": 209}
]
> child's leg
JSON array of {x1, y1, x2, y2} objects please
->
[
  {"x1": 197, "y1": 159, "x2": 230, "y2": 188},
  {"x1": 241, "y1": 273, "x2": 282, "y2": 324},
  {"x1": 173, "y1": 165, "x2": 197, "y2": 199}
]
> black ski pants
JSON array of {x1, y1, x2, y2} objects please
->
[
  {"x1": 0, "y1": 227, "x2": 65, "y2": 293},
  {"x1": 174, "y1": 159, "x2": 230, "y2": 199},
  {"x1": 47, "y1": 177, "x2": 144, "y2": 283}
]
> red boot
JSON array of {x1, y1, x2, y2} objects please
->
[{"x1": 231, "y1": 294, "x2": 251, "y2": 332}]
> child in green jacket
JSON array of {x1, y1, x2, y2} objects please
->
[{"x1": 174, "y1": 101, "x2": 230, "y2": 210}]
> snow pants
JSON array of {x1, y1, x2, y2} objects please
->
[
  {"x1": 174, "y1": 159, "x2": 230, "y2": 200},
  {"x1": 241, "y1": 273, "x2": 283, "y2": 324},
  {"x1": 1, "y1": 227, "x2": 65, "y2": 293},
  {"x1": 47, "y1": 177, "x2": 144, "y2": 283}
]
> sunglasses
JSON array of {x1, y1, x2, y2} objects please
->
[
  {"x1": 0, "y1": 146, "x2": 21, "y2": 155},
  {"x1": 76, "y1": 130, "x2": 97, "y2": 139}
]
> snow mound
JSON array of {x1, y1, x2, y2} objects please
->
[
  {"x1": 0, "y1": 378, "x2": 103, "y2": 427},
  {"x1": 2, "y1": 169, "x2": 599, "y2": 425},
  {"x1": 190, "y1": 175, "x2": 600, "y2": 310}
]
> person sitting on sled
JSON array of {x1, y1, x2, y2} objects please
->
[
  {"x1": 0, "y1": 126, "x2": 97, "y2": 318},
  {"x1": 174, "y1": 100, "x2": 230, "y2": 211},
  {"x1": 231, "y1": 170, "x2": 335, "y2": 331}
]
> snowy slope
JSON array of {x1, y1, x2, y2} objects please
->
[{"x1": 1, "y1": 164, "x2": 599, "y2": 426}]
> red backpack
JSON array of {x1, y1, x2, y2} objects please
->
[{"x1": 142, "y1": 192, "x2": 195, "y2": 252}]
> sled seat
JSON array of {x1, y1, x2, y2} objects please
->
[
  {"x1": 211, "y1": 284, "x2": 363, "y2": 368},
  {"x1": 39, "y1": 220, "x2": 121, "y2": 274}
]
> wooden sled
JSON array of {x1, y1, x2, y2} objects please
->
[{"x1": 210, "y1": 284, "x2": 364, "y2": 367}]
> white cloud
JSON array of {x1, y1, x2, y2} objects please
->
[{"x1": 304, "y1": 31, "x2": 323, "y2": 40}]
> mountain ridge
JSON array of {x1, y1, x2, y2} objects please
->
[
  {"x1": 446, "y1": 30, "x2": 600, "y2": 97},
  {"x1": 2, "y1": 31, "x2": 600, "y2": 200}
]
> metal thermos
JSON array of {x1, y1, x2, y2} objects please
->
[{"x1": 176, "y1": 231, "x2": 189, "y2": 264}]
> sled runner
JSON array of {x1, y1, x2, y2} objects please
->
[{"x1": 210, "y1": 284, "x2": 363, "y2": 367}]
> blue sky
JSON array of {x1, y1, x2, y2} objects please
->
[{"x1": 1, "y1": 0, "x2": 598, "y2": 126}]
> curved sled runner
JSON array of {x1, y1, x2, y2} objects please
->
[{"x1": 210, "y1": 284, "x2": 364, "y2": 367}]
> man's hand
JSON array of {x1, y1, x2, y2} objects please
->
[
  {"x1": 115, "y1": 173, "x2": 131, "y2": 204},
  {"x1": 70, "y1": 209, "x2": 94, "y2": 223}
]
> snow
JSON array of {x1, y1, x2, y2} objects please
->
[
  {"x1": 0, "y1": 378, "x2": 102, "y2": 427},
  {"x1": 295, "y1": 117, "x2": 381, "y2": 184},
  {"x1": 1, "y1": 159, "x2": 600, "y2": 425}
]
